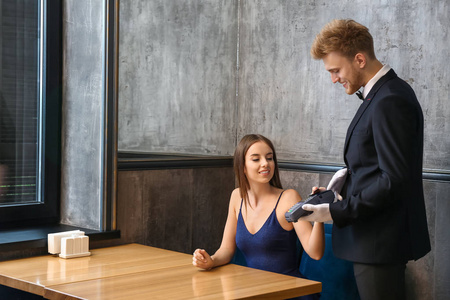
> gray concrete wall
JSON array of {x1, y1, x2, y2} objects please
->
[
  {"x1": 118, "y1": 0, "x2": 449, "y2": 171},
  {"x1": 61, "y1": 0, "x2": 104, "y2": 229},
  {"x1": 238, "y1": 0, "x2": 450, "y2": 169},
  {"x1": 118, "y1": 0, "x2": 238, "y2": 155}
]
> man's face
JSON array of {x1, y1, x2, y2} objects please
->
[{"x1": 323, "y1": 52, "x2": 363, "y2": 95}]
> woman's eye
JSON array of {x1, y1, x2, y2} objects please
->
[
  {"x1": 252, "y1": 159, "x2": 259, "y2": 162},
  {"x1": 267, "y1": 157, "x2": 273, "y2": 161}
]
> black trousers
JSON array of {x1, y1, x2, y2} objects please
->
[{"x1": 353, "y1": 262, "x2": 406, "y2": 300}]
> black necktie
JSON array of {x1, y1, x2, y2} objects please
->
[{"x1": 356, "y1": 91, "x2": 364, "y2": 100}]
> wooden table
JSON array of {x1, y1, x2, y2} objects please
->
[{"x1": 0, "y1": 243, "x2": 321, "y2": 299}]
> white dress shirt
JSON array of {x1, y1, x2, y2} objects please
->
[{"x1": 362, "y1": 64, "x2": 391, "y2": 99}]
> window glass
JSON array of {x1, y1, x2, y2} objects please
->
[{"x1": 0, "y1": 0, "x2": 40, "y2": 205}]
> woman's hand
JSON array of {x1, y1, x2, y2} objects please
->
[
  {"x1": 311, "y1": 186, "x2": 326, "y2": 194},
  {"x1": 192, "y1": 249, "x2": 214, "y2": 270}
]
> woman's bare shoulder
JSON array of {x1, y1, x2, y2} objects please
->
[
  {"x1": 229, "y1": 188, "x2": 242, "y2": 206},
  {"x1": 230, "y1": 187, "x2": 241, "y2": 199},
  {"x1": 281, "y1": 189, "x2": 302, "y2": 206}
]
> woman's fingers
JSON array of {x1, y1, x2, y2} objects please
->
[{"x1": 192, "y1": 249, "x2": 209, "y2": 268}]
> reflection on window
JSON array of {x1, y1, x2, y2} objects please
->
[{"x1": 0, "y1": 0, "x2": 40, "y2": 205}]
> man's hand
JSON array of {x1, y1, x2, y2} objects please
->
[
  {"x1": 327, "y1": 168, "x2": 347, "y2": 193},
  {"x1": 299, "y1": 203, "x2": 332, "y2": 223}
]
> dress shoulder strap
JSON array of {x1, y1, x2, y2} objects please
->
[{"x1": 273, "y1": 190, "x2": 285, "y2": 210}]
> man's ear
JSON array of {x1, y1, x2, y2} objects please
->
[{"x1": 354, "y1": 53, "x2": 366, "y2": 69}]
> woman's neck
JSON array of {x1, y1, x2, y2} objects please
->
[{"x1": 246, "y1": 183, "x2": 277, "y2": 207}]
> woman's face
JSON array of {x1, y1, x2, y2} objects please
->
[{"x1": 244, "y1": 141, "x2": 275, "y2": 184}]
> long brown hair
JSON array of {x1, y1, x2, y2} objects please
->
[{"x1": 233, "y1": 134, "x2": 283, "y2": 205}]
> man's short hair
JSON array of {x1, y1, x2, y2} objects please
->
[{"x1": 311, "y1": 19, "x2": 376, "y2": 60}]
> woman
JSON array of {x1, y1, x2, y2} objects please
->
[{"x1": 193, "y1": 134, "x2": 324, "y2": 299}]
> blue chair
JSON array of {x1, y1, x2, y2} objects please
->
[{"x1": 299, "y1": 223, "x2": 360, "y2": 300}]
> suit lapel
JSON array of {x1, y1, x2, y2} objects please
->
[
  {"x1": 343, "y1": 69, "x2": 398, "y2": 156},
  {"x1": 343, "y1": 100, "x2": 371, "y2": 156}
]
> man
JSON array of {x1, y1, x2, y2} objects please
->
[{"x1": 300, "y1": 19, "x2": 431, "y2": 300}]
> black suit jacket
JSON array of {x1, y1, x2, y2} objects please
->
[{"x1": 330, "y1": 69, "x2": 431, "y2": 264}]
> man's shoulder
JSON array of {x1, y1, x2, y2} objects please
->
[
  {"x1": 381, "y1": 69, "x2": 414, "y2": 89},
  {"x1": 376, "y1": 70, "x2": 417, "y2": 99}
]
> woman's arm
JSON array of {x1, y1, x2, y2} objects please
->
[
  {"x1": 295, "y1": 220, "x2": 325, "y2": 260},
  {"x1": 281, "y1": 189, "x2": 325, "y2": 260},
  {"x1": 193, "y1": 188, "x2": 240, "y2": 270}
]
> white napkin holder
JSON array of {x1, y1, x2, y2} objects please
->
[{"x1": 48, "y1": 230, "x2": 91, "y2": 258}]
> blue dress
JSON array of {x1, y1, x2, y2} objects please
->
[{"x1": 235, "y1": 191, "x2": 320, "y2": 300}]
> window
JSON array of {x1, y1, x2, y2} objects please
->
[{"x1": 0, "y1": 0, "x2": 61, "y2": 228}]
